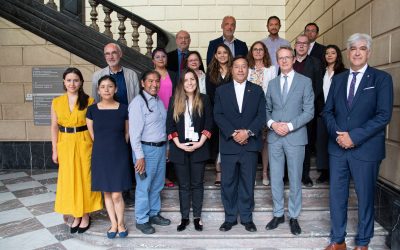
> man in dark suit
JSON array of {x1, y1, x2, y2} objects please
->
[
  {"x1": 166, "y1": 30, "x2": 191, "y2": 75},
  {"x1": 214, "y1": 56, "x2": 265, "y2": 232},
  {"x1": 323, "y1": 33, "x2": 393, "y2": 250},
  {"x1": 304, "y1": 22, "x2": 326, "y2": 64},
  {"x1": 293, "y1": 34, "x2": 323, "y2": 187},
  {"x1": 206, "y1": 16, "x2": 248, "y2": 65}
]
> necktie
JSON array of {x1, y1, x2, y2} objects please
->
[
  {"x1": 179, "y1": 52, "x2": 185, "y2": 73},
  {"x1": 282, "y1": 75, "x2": 288, "y2": 103},
  {"x1": 347, "y1": 72, "x2": 359, "y2": 107}
]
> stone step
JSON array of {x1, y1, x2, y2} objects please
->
[
  {"x1": 77, "y1": 210, "x2": 388, "y2": 249},
  {"x1": 124, "y1": 187, "x2": 358, "y2": 212}
]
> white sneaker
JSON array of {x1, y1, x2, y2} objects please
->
[{"x1": 262, "y1": 178, "x2": 270, "y2": 186}]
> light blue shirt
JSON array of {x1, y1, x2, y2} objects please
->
[
  {"x1": 128, "y1": 91, "x2": 166, "y2": 159},
  {"x1": 261, "y1": 36, "x2": 291, "y2": 73}
]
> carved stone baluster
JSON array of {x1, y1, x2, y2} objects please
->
[
  {"x1": 102, "y1": 6, "x2": 113, "y2": 38},
  {"x1": 45, "y1": 0, "x2": 57, "y2": 10},
  {"x1": 145, "y1": 27, "x2": 154, "y2": 57},
  {"x1": 131, "y1": 21, "x2": 141, "y2": 52},
  {"x1": 117, "y1": 13, "x2": 127, "y2": 45},
  {"x1": 88, "y1": 0, "x2": 99, "y2": 31}
]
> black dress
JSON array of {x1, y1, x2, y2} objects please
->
[{"x1": 86, "y1": 103, "x2": 132, "y2": 192}]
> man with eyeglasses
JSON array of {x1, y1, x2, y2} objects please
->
[
  {"x1": 293, "y1": 34, "x2": 323, "y2": 187},
  {"x1": 92, "y1": 43, "x2": 140, "y2": 105},
  {"x1": 265, "y1": 45, "x2": 314, "y2": 235},
  {"x1": 92, "y1": 43, "x2": 140, "y2": 207},
  {"x1": 304, "y1": 23, "x2": 326, "y2": 64}
]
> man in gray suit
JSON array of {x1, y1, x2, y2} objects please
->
[{"x1": 265, "y1": 45, "x2": 314, "y2": 235}]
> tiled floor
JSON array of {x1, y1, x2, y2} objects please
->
[{"x1": 0, "y1": 170, "x2": 106, "y2": 250}]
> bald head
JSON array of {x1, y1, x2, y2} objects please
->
[{"x1": 104, "y1": 43, "x2": 122, "y2": 68}]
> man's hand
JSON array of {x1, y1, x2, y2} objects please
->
[
  {"x1": 233, "y1": 129, "x2": 249, "y2": 145},
  {"x1": 271, "y1": 122, "x2": 289, "y2": 136},
  {"x1": 336, "y1": 131, "x2": 354, "y2": 149},
  {"x1": 135, "y1": 158, "x2": 146, "y2": 174}
]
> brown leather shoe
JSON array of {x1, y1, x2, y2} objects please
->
[
  {"x1": 324, "y1": 242, "x2": 347, "y2": 250},
  {"x1": 354, "y1": 246, "x2": 368, "y2": 250}
]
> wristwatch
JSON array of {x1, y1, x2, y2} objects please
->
[{"x1": 247, "y1": 130, "x2": 255, "y2": 137}]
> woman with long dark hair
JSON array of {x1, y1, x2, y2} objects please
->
[
  {"x1": 206, "y1": 44, "x2": 233, "y2": 186},
  {"x1": 316, "y1": 44, "x2": 346, "y2": 183},
  {"x1": 167, "y1": 68, "x2": 213, "y2": 231},
  {"x1": 51, "y1": 67, "x2": 102, "y2": 234}
]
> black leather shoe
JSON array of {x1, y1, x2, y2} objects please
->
[
  {"x1": 241, "y1": 221, "x2": 257, "y2": 232},
  {"x1": 136, "y1": 222, "x2": 155, "y2": 234},
  {"x1": 77, "y1": 217, "x2": 91, "y2": 234},
  {"x1": 316, "y1": 170, "x2": 329, "y2": 184},
  {"x1": 149, "y1": 214, "x2": 171, "y2": 226},
  {"x1": 177, "y1": 219, "x2": 190, "y2": 232},
  {"x1": 193, "y1": 218, "x2": 203, "y2": 231},
  {"x1": 219, "y1": 221, "x2": 237, "y2": 232},
  {"x1": 289, "y1": 218, "x2": 301, "y2": 235},
  {"x1": 70, "y1": 218, "x2": 81, "y2": 234},
  {"x1": 265, "y1": 216, "x2": 284, "y2": 230},
  {"x1": 302, "y1": 176, "x2": 314, "y2": 187}
]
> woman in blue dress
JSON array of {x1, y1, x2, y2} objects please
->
[{"x1": 86, "y1": 75, "x2": 132, "y2": 239}]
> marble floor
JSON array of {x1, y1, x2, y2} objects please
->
[{"x1": 0, "y1": 170, "x2": 109, "y2": 250}]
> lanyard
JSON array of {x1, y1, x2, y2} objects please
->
[{"x1": 186, "y1": 99, "x2": 193, "y2": 126}]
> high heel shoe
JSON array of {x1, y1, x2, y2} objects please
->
[
  {"x1": 78, "y1": 216, "x2": 91, "y2": 234},
  {"x1": 177, "y1": 218, "x2": 190, "y2": 232},
  {"x1": 194, "y1": 218, "x2": 203, "y2": 231},
  {"x1": 70, "y1": 218, "x2": 81, "y2": 234}
]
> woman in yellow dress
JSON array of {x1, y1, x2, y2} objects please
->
[{"x1": 51, "y1": 67, "x2": 102, "y2": 234}]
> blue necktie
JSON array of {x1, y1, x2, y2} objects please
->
[
  {"x1": 347, "y1": 72, "x2": 359, "y2": 107},
  {"x1": 282, "y1": 75, "x2": 288, "y2": 103}
]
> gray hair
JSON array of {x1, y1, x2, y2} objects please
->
[
  {"x1": 347, "y1": 33, "x2": 372, "y2": 50},
  {"x1": 276, "y1": 45, "x2": 295, "y2": 59},
  {"x1": 104, "y1": 43, "x2": 122, "y2": 53}
]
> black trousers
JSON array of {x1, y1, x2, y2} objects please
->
[
  {"x1": 174, "y1": 153, "x2": 206, "y2": 219},
  {"x1": 220, "y1": 150, "x2": 258, "y2": 224}
]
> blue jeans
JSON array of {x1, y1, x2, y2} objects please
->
[{"x1": 133, "y1": 144, "x2": 166, "y2": 224}]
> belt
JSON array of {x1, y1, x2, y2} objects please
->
[
  {"x1": 58, "y1": 125, "x2": 88, "y2": 133},
  {"x1": 141, "y1": 141, "x2": 166, "y2": 147}
]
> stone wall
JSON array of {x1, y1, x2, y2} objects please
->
[
  {"x1": 0, "y1": 17, "x2": 97, "y2": 141},
  {"x1": 285, "y1": 0, "x2": 400, "y2": 188}
]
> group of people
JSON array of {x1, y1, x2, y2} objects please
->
[{"x1": 50, "y1": 14, "x2": 393, "y2": 250}]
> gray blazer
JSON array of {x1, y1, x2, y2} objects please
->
[
  {"x1": 92, "y1": 66, "x2": 140, "y2": 103},
  {"x1": 266, "y1": 72, "x2": 314, "y2": 146}
]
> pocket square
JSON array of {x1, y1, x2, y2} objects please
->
[{"x1": 363, "y1": 86, "x2": 375, "y2": 90}]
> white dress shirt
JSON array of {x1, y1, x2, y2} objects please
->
[
  {"x1": 308, "y1": 41, "x2": 315, "y2": 55},
  {"x1": 323, "y1": 69, "x2": 334, "y2": 102},
  {"x1": 267, "y1": 69, "x2": 295, "y2": 131},
  {"x1": 234, "y1": 80, "x2": 246, "y2": 113},
  {"x1": 347, "y1": 63, "x2": 368, "y2": 98}
]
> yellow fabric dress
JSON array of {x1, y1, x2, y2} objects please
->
[{"x1": 53, "y1": 94, "x2": 102, "y2": 217}]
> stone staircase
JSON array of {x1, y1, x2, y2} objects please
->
[{"x1": 76, "y1": 163, "x2": 389, "y2": 249}]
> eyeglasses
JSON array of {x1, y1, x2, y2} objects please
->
[
  {"x1": 253, "y1": 48, "x2": 264, "y2": 52},
  {"x1": 154, "y1": 55, "x2": 166, "y2": 60},
  {"x1": 295, "y1": 42, "x2": 308, "y2": 46},
  {"x1": 277, "y1": 56, "x2": 293, "y2": 61},
  {"x1": 104, "y1": 51, "x2": 118, "y2": 57}
]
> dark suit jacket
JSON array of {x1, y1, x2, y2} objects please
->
[
  {"x1": 206, "y1": 36, "x2": 248, "y2": 65},
  {"x1": 310, "y1": 42, "x2": 326, "y2": 64},
  {"x1": 295, "y1": 55, "x2": 323, "y2": 115},
  {"x1": 322, "y1": 66, "x2": 393, "y2": 162},
  {"x1": 213, "y1": 81, "x2": 266, "y2": 154},
  {"x1": 167, "y1": 49, "x2": 205, "y2": 73},
  {"x1": 166, "y1": 70, "x2": 179, "y2": 93},
  {"x1": 166, "y1": 94, "x2": 214, "y2": 164},
  {"x1": 167, "y1": 49, "x2": 180, "y2": 72}
]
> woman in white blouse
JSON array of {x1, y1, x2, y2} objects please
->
[
  {"x1": 316, "y1": 44, "x2": 346, "y2": 184},
  {"x1": 247, "y1": 41, "x2": 276, "y2": 186},
  {"x1": 184, "y1": 51, "x2": 207, "y2": 95}
]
